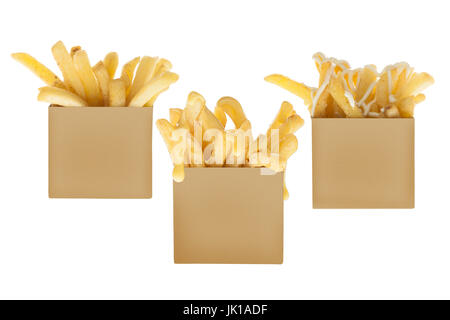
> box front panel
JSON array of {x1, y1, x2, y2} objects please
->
[
  {"x1": 312, "y1": 118, "x2": 414, "y2": 208},
  {"x1": 174, "y1": 168, "x2": 283, "y2": 264},
  {"x1": 49, "y1": 106, "x2": 153, "y2": 198}
]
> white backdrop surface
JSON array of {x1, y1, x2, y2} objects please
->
[{"x1": 0, "y1": 0, "x2": 449, "y2": 299}]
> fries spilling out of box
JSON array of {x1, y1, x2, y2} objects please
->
[
  {"x1": 265, "y1": 52, "x2": 433, "y2": 118},
  {"x1": 12, "y1": 41, "x2": 178, "y2": 107},
  {"x1": 157, "y1": 92, "x2": 304, "y2": 200}
]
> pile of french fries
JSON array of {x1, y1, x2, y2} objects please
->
[
  {"x1": 157, "y1": 92, "x2": 304, "y2": 200},
  {"x1": 12, "y1": 41, "x2": 178, "y2": 107},
  {"x1": 265, "y1": 52, "x2": 434, "y2": 118}
]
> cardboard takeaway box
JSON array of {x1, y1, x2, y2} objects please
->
[
  {"x1": 173, "y1": 167, "x2": 284, "y2": 264},
  {"x1": 49, "y1": 106, "x2": 153, "y2": 198},
  {"x1": 312, "y1": 118, "x2": 414, "y2": 209}
]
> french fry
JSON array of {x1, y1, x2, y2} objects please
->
[
  {"x1": 355, "y1": 65, "x2": 378, "y2": 104},
  {"x1": 143, "y1": 87, "x2": 168, "y2": 107},
  {"x1": 329, "y1": 74, "x2": 363, "y2": 117},
  {"x1": 374, "y1": 71, "x2": 389, "y2": 111},
  {"x1": 73, "y1": 50, "x2": 102, "y2": 106},
  {"x1": 214, "y1": 105, "x2": 227, "y2": 127},
  {"x1": 265, "y1": 74, "x2": 312, "y2": 106},
  {"x1": 38, "y1": 86, "x2": 88, "y2": 107},
  {"x1": 385, "y1": 105, "x2": 400, "y2": 118},
  {"x1": 169, "y1": 108, "x2": 183, "y2": 126},
  {"x1": 414, "y1": 94, "x2": 426, "y2": 104},
  {"x1": 142, "y1": 58, "x2": 174, "y2": 107},
  {"x1": 215, "y1": 96, "x2": 248, "y2": 128},
  {"x1": 92, "y1": 62, "x2": 110, "y2": 106},
  {"x1": 128, "y1": 72, "x2": 179, "y2": 107},
  {"x1": 156, "y1": 119, "x2": 186, "y2": 182},
  {"x1": 11, "y1": 53, "x2": 66, "y2": 89},
  {"x1": 51, "y1": 41, "x2": 86, "y2": 99},
  {"x1": 278, "y1": 114, "x2": 304, "y2": 140},
  {"x1": 267, "y1": 101, "x2": 294, "y2": 136},
  {"x1": 198, "y1": 107, "x2": 225, "y2": 132},
  {"x1": 70, "y1": 46, "x2": 81, "y2": 57},
  {"x1": 277, "y1": 134, "x2": 298, "y2": 171},
  {"x1": 108, "y1": 79, "x2": 126, "y2": 107},
  {"x1": 396, "y1": 96, "x2": 416, "y2": 118},
  {"x1": 283, "y1": 172, "x2": 289, "y2": 200},
  {"x1": 397, "y1": 72, "x2": 434, "y2": 99},
  {"x1": 127, "y1": 56, "x2": 158, "y2": 103},
  {"x1": 153, "y1": 58, "x2": 172, "y2": 78},
  {"x1": 183, "y1": 91, "x2": 206, "y2": 132},
  {"x1": 326, "y1": 98, "x2": 346, "y2": 118},
  {"x1": 120, "y1": 57, "x2": 140, "y2": 91},
  {"x1": 103, "y1": 52, "x2": 119, "y2": 79}
]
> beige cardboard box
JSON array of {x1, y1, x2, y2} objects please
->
[
  {"x1": 312, "y1": 118, "x2": 414, "y2": 209},
  {"x1": 49, "y1": 106, "x2": 153, "y2": 198},
  {"x1": 173, "y1": 167, "x2": 284, "y2": 264}
]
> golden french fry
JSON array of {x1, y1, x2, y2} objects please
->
[
  {"x1": 198, "y1": 107, "x2": 225, "y2": 132},
  {"x1": 153, "y1": 58, "x2": 172, "y2": 78},
  {"x1": 277, "y1": 134, "x2": 298, "y2": 171},
  {"x1": 172, "y1": 164, "x2": 185, "y2": 183},
  {"x1": 184, "y1": 128, "x2": 203, "y2": 166},
  {"x1": 128, "y1": 72, "x2": 179, "y2": 107},
  {"x1": 239, "y1": 119, "x2": 251, "y2": 131},
  {"x1": 93, "y1": 62, "x2": 110, "y2": 106},
  {"x1": 156, "y1": 119, "x2": 186, "y2": 181},
  {"x1": 318, "y1": 61, "x2": 333, "y2": 86},
  {"x1": 73, "y1": 50, "x2": 102, "y2": 106},
  {"x1": 238, "y1": 119, "x2": 253, "y2": 160},
  {"x1": 326, "y1": 98, "x2": 346, "y2": 118},
  {"x1": 127, "y1": 56, "x2": 158, "y2": 103},
  {"x1": 141, "y1": 59, "x2": 174, "y2": 108},
  {"x1": 11, "y1": 52, "x2": 66, "y2": 89},
  {"x1": 120, "y1": 57, "x2": 140, "y2": 90},
  {"x1": 156, "y1": 119, "x2": 176, "y2": 148},
  {"x1": 38, "y1": 86, "x2": 88, "y2": 107},
  {"x1": 282, "y1": 171, "x2": 289, "y2": 200},
  {"x1": 395, "y1": 93, "x2": 425, "y2": 118},
  {"x1": 267, "y1": 101, "x2": 294, "y2": 136},
  {"x1": 355, "y1": 65, "x2": 377, "y2": 104},
  {"x1": 329, "y1": 75, "x2": 363, "y2": 118},
  {"x1": 183, "y1": 91, "x2": 206, "y2": 132},
  {"x1": 278, "y1": 114, "x2": 304, "y2": 139},
  {"x1": 374, "y1": 71, "x2": 389, "y2": 111},
  {"x1": 51, "y1": 41, "x2": 86, "y2": 99},
  {"x1": 214, "y1": 105, "x2": 227, "y2": 127},
  {"x1": 414, "y1": 94, "x2": 426, "y2": 104},
  {"x1": 215, "y1": 96, "x2": 248, "y2": 128},
  {"x1": 398, "y1": 72, "x2": 434, "y2": 99},
  {"x1": 169, "y1": 108, "x2": 183, "y2": 126},
  {"x1": 103, "y1": 52, "x2": 119, "y2": 79},
  {"x1": 70, "y1": 46, "x2": 81, "y2": 57},
  {"x1": 265, "y1": 74, "x2": 312, "y2": 106},
  {"x1": 109, "y1": 79, "x2": 126, "y2": 107},
  {"x1": 143, "y1": 87, "x2": 168, "y2": 107},
  {"x1": 395, "y1": 96, "x2": 416, "y2": 118},
  {"x1": 392, "y1": 66, "x2": 409, "y2": 97},
  {"x1": 385, "y1": 105, "x2": 400, "y2": 118}
]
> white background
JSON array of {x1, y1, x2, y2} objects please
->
[{"x1": 0, "y1": 0, "x2": 449, "y2": 300}]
